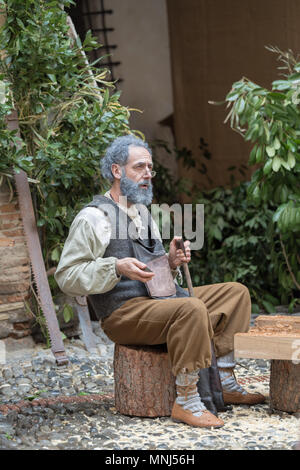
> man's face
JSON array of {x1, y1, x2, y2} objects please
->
[{"x1": 119, "y1": 146, "x2": 154, "y2": 205}]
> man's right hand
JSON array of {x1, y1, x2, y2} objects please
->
[{"x1": 115, "y1": 258, "x2": 155, "y2": 282}]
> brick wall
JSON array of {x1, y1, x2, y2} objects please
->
[{"x1": 0, "y1": 179, "x2": 32, "y2": 339}]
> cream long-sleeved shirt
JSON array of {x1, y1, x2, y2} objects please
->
[{"x1": 55, "y1": 192, "x2": 180, "y2": 297}]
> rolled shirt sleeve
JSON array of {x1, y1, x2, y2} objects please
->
[{"x1": 55, "y1": 207, "x2": 121, "y2": 297}]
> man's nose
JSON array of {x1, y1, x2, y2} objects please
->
[{"x1": 143, "y1": 171, "x2": 152, "y2": 179}]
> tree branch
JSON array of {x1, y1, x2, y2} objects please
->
[{"x1": 280, "y1": 234, "x2": 300, "y2": 290}]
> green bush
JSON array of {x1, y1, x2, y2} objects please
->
[
  {"x1": 0, "y1": 0, "x2": 134, "y2": 268},
  {"x1": 151, "y1": 140, "x2": 299, "y2": 313},
  {"x1": 220, "y1": 48, "x2": 300, "y2": 297}
]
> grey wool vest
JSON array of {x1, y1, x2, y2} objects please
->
[{"x1": 85, "y1": 195, "x2": 189, "y2": 320}]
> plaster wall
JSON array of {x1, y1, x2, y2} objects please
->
[
  {"x1": 167, "y1": 0, "x2": 300, "y2": 190},
  {"x1": 105, "y1": 0, "x2": 173, "y2": 142},
  {"x1": 84, "y1": 0, "x2": 176, "y2": 173}
]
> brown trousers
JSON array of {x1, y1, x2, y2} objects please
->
[{"x1": 101, "y1": 282, "x2": 251, "y2": 376}]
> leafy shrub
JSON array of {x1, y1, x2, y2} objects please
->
[
  {"x1": 0, "y1": 0, "x2": 133, "y2": 268},
  {"x1": 218, "y1": 47, "x2": 300, "y2": 308},
  {"x1": 151, "y1": 140, "x2": 299, "y2": 313}
]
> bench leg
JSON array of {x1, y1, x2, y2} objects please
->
[{"x1": 270, "y1": 360, "x2": 300, "y2": 413}]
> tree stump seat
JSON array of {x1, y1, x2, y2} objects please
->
[
  {"x1": 234, "y1": 315, "x2": 300, "y2": 413},
  {"x1": 113, "y1": 343, "x2": 176, "y2": 417}
]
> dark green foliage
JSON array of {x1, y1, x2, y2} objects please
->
[
  {"x1": 152, "y1": 141, "x2": 299, "y2": 313},
  {"x1": 209, "y1": 46, "x2": 300, "y2": 310},
  {"x1": 0, "y1": 0, "x2": 132, "y2": 268}
]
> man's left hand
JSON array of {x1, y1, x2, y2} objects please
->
[{"x1": 168, "y1": 236, "x2": 191, "y2": 270}]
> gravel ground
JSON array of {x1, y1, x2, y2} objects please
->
[{"x1": 0, "y1": 320, "x2": 299, "y2": 451}]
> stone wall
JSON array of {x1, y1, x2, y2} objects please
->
[{"x1": 0, "y1": 179, "x2": 32, "y2": 339}]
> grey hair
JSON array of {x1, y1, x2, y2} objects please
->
[{"x1": 100, "y1": 135, "x2": 152, "y2": 183}]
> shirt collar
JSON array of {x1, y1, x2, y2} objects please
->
[{"x1": 104, "y1": 191, "x2": 140, "y2": 220}]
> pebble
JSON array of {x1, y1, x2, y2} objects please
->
[
  {"x1": 0, "y1": 319, "x2": 299, "y2": 450},
  {"x1": 0, "y1": 384, "x2": 12, "y2": 396},
  {"x1": 16, "y1": 377, "x2": 31, "y2": 385},
  {"x1": 0, "y1": 422, "x2": 14, "y2": 435},
  {"x1": 12, "y1": 365, "x2": 24, "y2": 378},
  {"x1": 2, "y1": 367, "x2": 13, "y2": 380}
]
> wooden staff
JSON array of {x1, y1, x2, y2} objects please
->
[{"x1": 175, "y1": 238, "x2": 194, "y2": 296}]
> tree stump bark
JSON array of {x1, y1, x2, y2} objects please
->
[
  {"x1": 270, "y1": 360, "x2": 300, "y2": 413},
  {"x1": 114, "y1": 344, "x2": 176, "y2": 417}
]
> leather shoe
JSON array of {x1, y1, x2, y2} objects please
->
[
  {"x1": 222, "y1": 390, "x2": 266, "y2": 405},
  {"x1": 171, "y1": 402, "x2": 224, "y2": 428}
]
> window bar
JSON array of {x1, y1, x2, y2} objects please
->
[
  {"x1": 99, "y1": 0, "x2": 116, "y2": 82},
  {"x1": 71, "y1": 0, "x2": 122, "y2": 84}
]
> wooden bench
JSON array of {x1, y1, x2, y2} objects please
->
[
  {"x1": 234, "y1": 315, "x2": 300, "y2": 412},
  {"x1": 113, "y1": 343, "x2": 176, "y2": 417}
]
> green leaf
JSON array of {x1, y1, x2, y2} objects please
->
[
  {"x1": 251, "y1": 303, "x2": 260, "y2": 314},
  {"x1": 16, "y1": 18, "x2": 25, "y2": 29},
  {"x1": 287, "y1": 151, "x2": 296, "y2": 168},
  {"x1": 256, "y1": 146, "x2": 263, "y2": 163},
  {"x1": 252, "y1": 185, "x2": 260, "y2": 203},
  {"x1": 212, "y1": 226, "x2": 222, "y2": 241},
  {"x1": 262, "y1": 300, "x2": 275, "y2": 313},
  {"x1": 279, "y1": 158, "x2": 290, "y2": 171},
  {"x1": 263, "y1": 123, "x2": 270, "y2": 142},
  {"x1": 268, "y1": 92, "x2": 286, "y2": 100},
  {"x1": 272, "y1": 80, "x2": 291, "y2": 91},
  {"x1": 264, "y1": 293, "x2": 280, "y2": 306},
  {"x1": 47, "y1": 74, "x2": 57, "y2": 83},
  {"x1": 226, "y1": 92, "x2": 240, "y2": 102},
  {"x1": 249, "y1": 145, "x2": 257, "y2": 165},
  {"x1": 51, "y1": 247, "x2": 60, "y2": 262},
  {"x1": 287, "y1": 139, "x2": 297, "y2": 152},
  {"x1": 266, "y1": 145, "x2": 275, "y2": 157},
  {"x1": 263, "y1": 159, "x2": 273, "y2": 175},
  {"x1": 37, "y1": 219, "x2": 46, "y2": 227},
  {"x1": 280, "y1": 186, "x2": 288, "y2": 203},
  {"x1": 288, "y1": 298, "x2": 298, "y2": 313},
  {"x1": 272, "y1": 156, "x2": 281, "y2": 172},
  {"x1": 237, "y1": 97, "x2": 245, "y2": 114},
  {"x1": 274, "y1": 137, "x2": 281, "y2": 150},
  {"x1": 102, "y1": 88, "x2": 110, "y2": 108},
  {"x1": 63, "y1": 304, "x2": 74, "y2": 323}
]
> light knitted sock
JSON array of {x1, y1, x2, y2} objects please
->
[
  {"x1": 217, "y1": 351, "x2": 247, "y2": 395},
  {"x1": 175, "y1": 369, "x2": 207, "y2": 417}
]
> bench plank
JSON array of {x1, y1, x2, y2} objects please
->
[{"x1": 234, "y1": 332, "x2": 300, "y2": 360}]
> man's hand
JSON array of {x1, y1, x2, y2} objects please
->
[
  {"x1": 168, "y1": 236, "x2": 191, "y2": 270},
  {"x1": 116, "y1": 257, "x2": 155, "y2": 282}
]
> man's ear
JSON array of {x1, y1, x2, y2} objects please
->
[{"x1": 111, "y1": 163, "x2": 122, "y2": 180}]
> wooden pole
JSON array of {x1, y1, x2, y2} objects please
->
[{"x1": 175, "y1": 238, "x2": 194, "y2": 296}]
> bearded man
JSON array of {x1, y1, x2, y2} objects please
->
[{"x1": 55, "y1": 135, "x2": 265, "y2": 428}]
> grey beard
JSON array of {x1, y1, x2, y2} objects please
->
[{"x1": 120, "y1": 175, "x2": 153, "y2": 206}]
